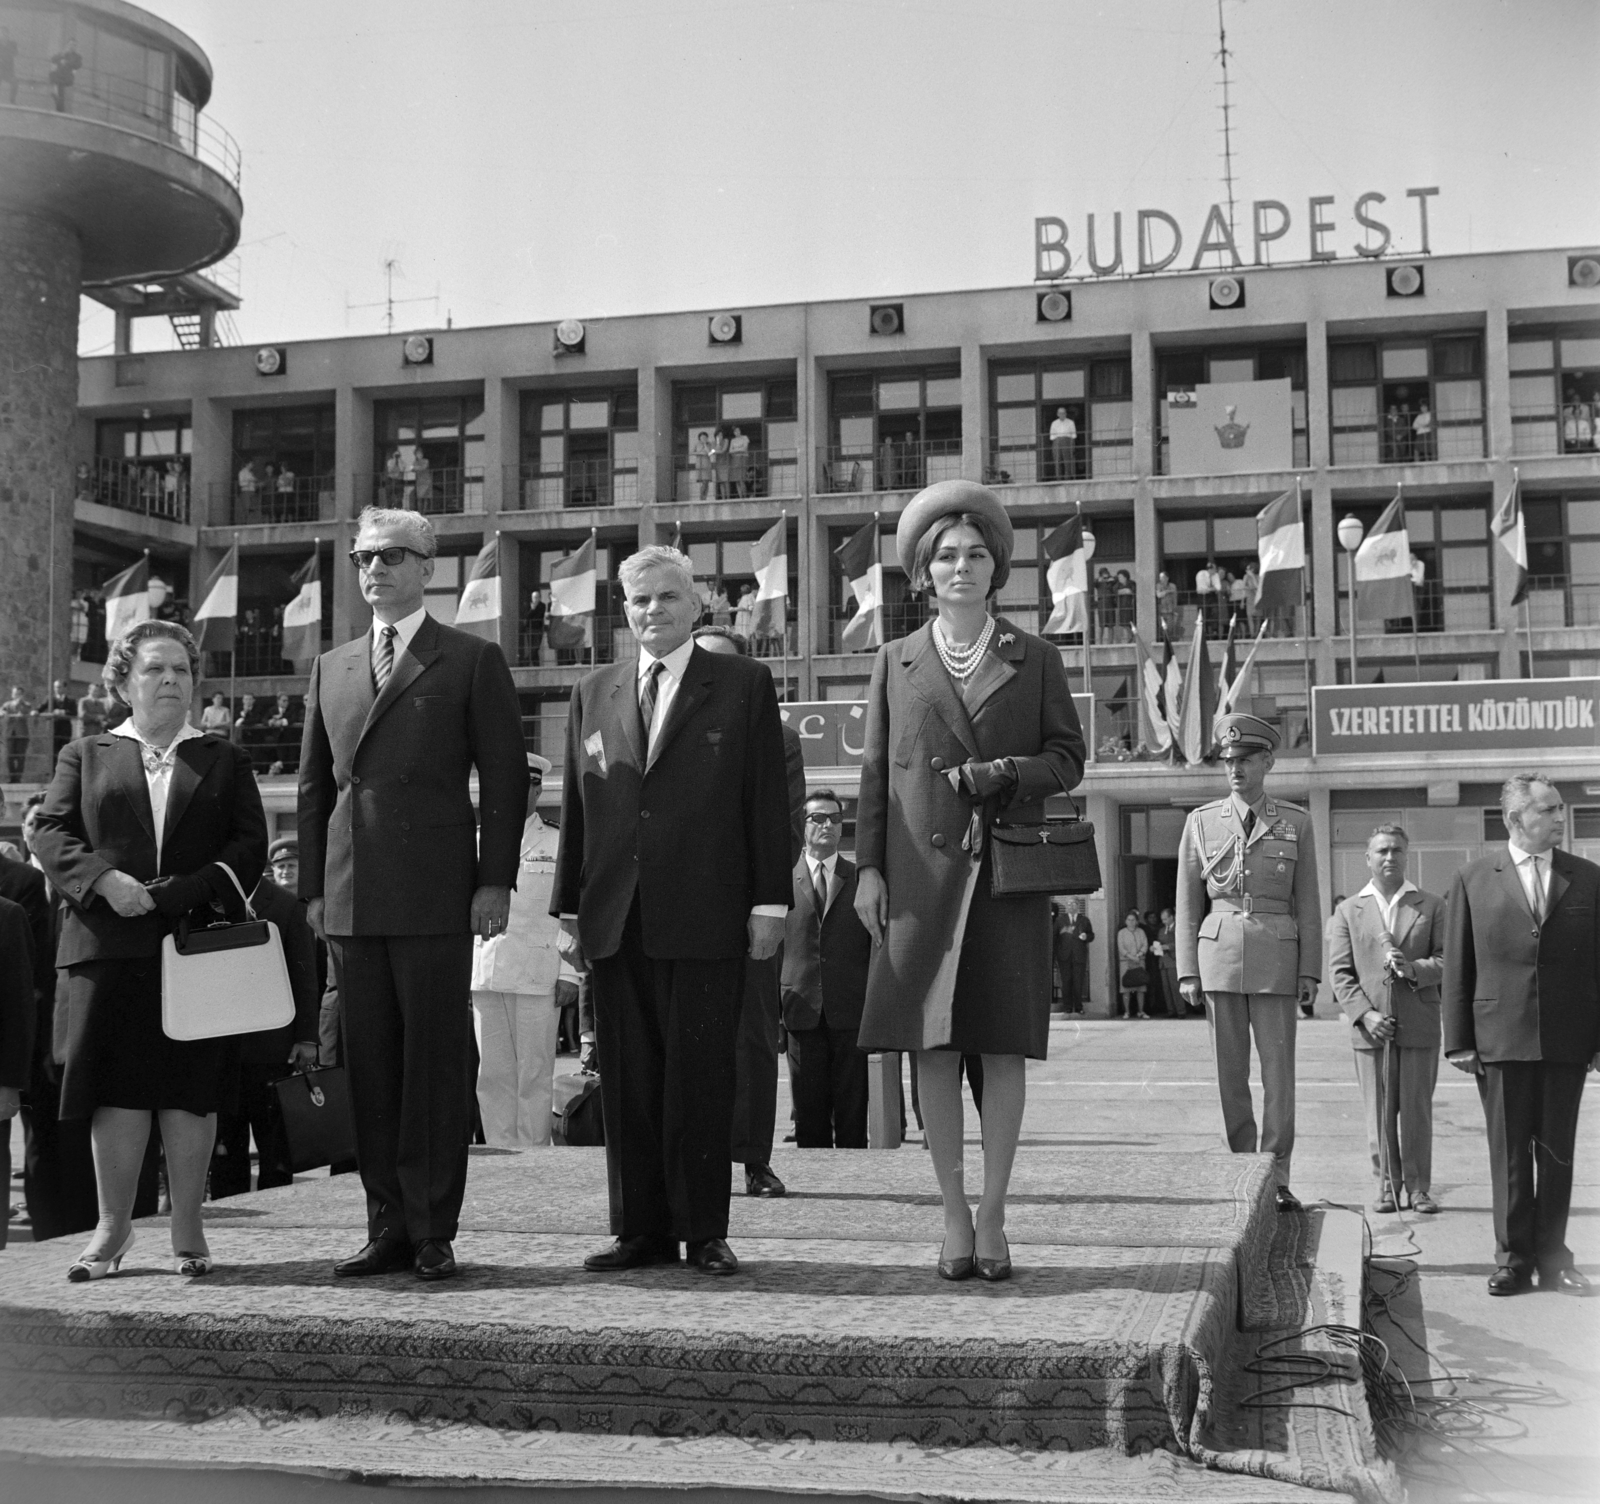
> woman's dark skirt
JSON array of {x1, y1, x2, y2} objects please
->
[{"x1": 58, "y1": 956, "x2": 236, "y2": 1120}]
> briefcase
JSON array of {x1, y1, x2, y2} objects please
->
[
  {"x1": 273, "y1": 1067, "x2": 357, "y2": 1173},
  {"x1": 551, "y1": 1073, "x2": 605, "y2": 1146},
  {"x1": 989, "y1": 810, "x2": 1102, "y2": 897}
]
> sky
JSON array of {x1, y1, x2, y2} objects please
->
[{"x1": 80, "y1": 0, "x2": 1600, "y2": 355}]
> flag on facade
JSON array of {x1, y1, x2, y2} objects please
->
[
  {"x1": 835, "y1": 517, "x2": 883, "y2": 652},
  {"x1": 102, "y1": 555, "x2": 151, "y2": 644},
  {"x1": 1255, "y1": 487, "x2": 1304, "y2": 615},
  {"x1": 750, "y1": 515, "x2": 788, "y2": 638},
  {"x1": 1175, "y1": 614, "x2": 1216, "y2": 765},
  {"x1": 1041, "y1": 514, "x2": 1090, "y2": 636},
  {"x1": 281, "y1": 549, "x2": 322, "y2": 664},
  {"x1": 191, "y1": 543, "x2": 238, "y2": 654},
  {"x1": 455, "y1": 534, "x2": 501, "y2": 640},
  {"x1": 549, "y1": 534, "x2": 597, "y2": 618},
  {"x1": 1491, "y1": 475, "x2": 1529, "y2": 606},
  {"x1": 1135, "y1": 633, "x2": 1174, "y2": 754},
  {"x1": 1216, "y1": 611, "x2": 1241, "y2": 707},
  {"x1": 1355, "y1": 492, "x2": 1414, "y2": 621},
  {"x1": 1161, "y1": 625, "x2": 1184, "y2": 749},
  {"x1": 1218, "y1": 621, "x2": 1270, "y2": 717}
]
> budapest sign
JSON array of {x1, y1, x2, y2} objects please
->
[
  {"x1": 1312, "y1": 677, "x2": 1600, "y2": 758},
  {"x1": 1035, "y1": 187, "x2": 1441, "y2": 280}
]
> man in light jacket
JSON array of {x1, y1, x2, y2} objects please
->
[
  {"x1": 472, "y1": 753, "x2": 560, "y2": 1146},
  {"x1": 1326, "y1": 825, "x2": 1446, "y2": 1215}
]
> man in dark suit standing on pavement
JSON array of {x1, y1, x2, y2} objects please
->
[
  {"x1": 1444, "y1": 772, "x2": 1600, "y2": 1296},
  {"x1": 1053, "y1": 897, "x2": 1093, "y2": 1014},
  {"x1": 553, "y1": 545, "x2": 792, "y2": 1276},
  {"x1": 782, "y1": 788, "x2": 871, "y2": 1148},
  {"x1": 300, "y1": 507, "x2": 528, "y2": 1282}
]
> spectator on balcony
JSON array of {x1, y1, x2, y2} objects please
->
[
  {"x1": 878, "y1": 434, "x2": 895, "y2": 491},
  {"x1": 1211, "y1": 564, "x2": 1234, "y2": 637},
  {"x1": 1383, "y1": 405, "x2": 1409, "y2": 464},
  {"x1": 526, "y1": 586, "x2": 547, "y2": 664},
  {"x1": 1094, "y1": 567, "x2": 1116, "y2": 641},
  {"x1": 0, "y1": 28, "x2": 17, "y2": 106},
  {"x1": 1230, "y1": 568, "x2": 1250, "y2": 631},
  {"x1": 693, "y1": 431, "x2": 714, "y2": 501},
  {"x1": 1242, "y1": 563, "x2": 1261, "y2": 634},
  {"x1": 712, "y1": 429, "x2": 732, "y2": 500},
  {"x1": 37, "y1": 681, "x2": 74, "y2": 763},
  {"x1": 1156, "y1": 572, "x2": 1179, "y2": 641},
  {"x1": 1193, "y1": 560, "x2": 1216, "y2": 634},
  {"x1": 384, "y1": 447, "x2": 407, "y2": 506},
  {"x1": 2, "y1": 687, "x2": 28, "y2": 783},
  {"x1": 730, "y1": 428, "x2": 752, "y2": 498},
  {"x1": 706, "y1": 581, "x2": 731, "y2": 627},
  {"x1": 163, "y1": 462, "x2": 183, "y2": 518},
  {"x1": 1563, "y1": 399, "x2": 1595, "y2": 454},
  {"x1": 48, "y1": 40, "x2": 80, "y2": 112},
  {"x1": 1049, "y1": 408, "x2": 1077, "y2": 480},
  {"x1": 265, "y1": 694, "x2": 301, "y2": 773},
  {"x1": 139, "y1": 467, "x2": 162, "y2": 512},
  {"x1": 200, "y1": 693, "x2": 231, "y2": 734},
  {"x1": 232, "y1": 694, "x2": 268, "y2": 761},
  {"x1": 413, "y1": 451, "x2": 434, "y2": 510},
  {"x1": 1114, "y1": 570, "x2": 1135, "y2": 642},
  {"x1": 1412, "y1": 402, "x2": 1435, "y2": 462},
  {"x1": 237, "y1": 460, "x2": 260, "y2": 514},
  {"x1": 734, "y1": 584, "x2": 757, "y2": 641},
  {"x1": 77, "y1": 684, "x2": 110, "y2": 740},
  {"x1": 275, "y1": 462, "x2": 297, "y2": 521}
]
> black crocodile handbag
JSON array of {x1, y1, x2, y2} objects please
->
[{"x1": 989, "y1": 807, "x2": 1102, "y2": 897}]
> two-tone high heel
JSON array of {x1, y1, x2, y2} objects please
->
[
  {"x1": 66, "y1": 1228, "x2": 135, "y2": 1282},
  {"x1": 174, "y1": 1251, "x2": 212, "y2": 1276}
]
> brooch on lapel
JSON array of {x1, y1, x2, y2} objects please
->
[{"x1": 998, "y1": 633, "x2": 1016, "y2": 647}]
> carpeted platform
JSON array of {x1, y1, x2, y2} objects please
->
[{"x1": 0, "y1": 1146, "x2": 1395, "y2": 1501}]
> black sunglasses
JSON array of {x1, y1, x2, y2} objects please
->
[
  {"x1": 805, "y1": 811, "x2": 842, "y2": 825},
  {"x1": 349, "y1": 546, "x2": 428, "y2": 569}
]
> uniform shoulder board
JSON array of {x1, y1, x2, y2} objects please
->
[
  {"x1": 1271, "y1": 799, "x2": 1307, "y2": 814},
  {"x1": 1194, "y1": 797, "x2": 1229, "y2": 812}
]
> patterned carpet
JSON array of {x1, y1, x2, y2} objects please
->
[{"x1": 0, "y1": 1146, "x2": 1390, "y2": 1500}]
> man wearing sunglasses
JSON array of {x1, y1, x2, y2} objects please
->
[{"x1": 298, "y1": 507, "x2": 528, "y2": 1283}]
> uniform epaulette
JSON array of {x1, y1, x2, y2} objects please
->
[{"x1": 1269, "y1": 799, "x2": 1307, "y2": 814}]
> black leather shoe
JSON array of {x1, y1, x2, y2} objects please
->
[
  {"x1": 744, "y1": 1163, "x2": 786, "y2": 1197},
  {"x1": 686, "y1": 1237, "x2": 739, "y2": 1275},
  {"x1": 414, "y1": 1239, "x2": 457, "y2": 1281},
  {"x1": 583, "y1": 1235, "x2": 680, "y2": 1272},
  {"x1": 1275, "y1": 1186, "x2": 1303, "y2": 1214},
  {"x1": 1488, "y1": 1266, "x2": 1533, "y2": 1296},
  {"x1": 334, "y1": 1237, "x2": 414, "y2": 1278},
  {"x1": 1539, "y1": 1266, "x2": 1591, "y2": 1295}
]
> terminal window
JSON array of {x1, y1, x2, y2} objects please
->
[
  {"x1": 1329, "y1": 335, "x2": 1484, "y2": 465},
  {"x1": 989, "y1": 358, "x2": 1134, "y2": 483},
  {"x1": 519, "y1": 386, "x2": 638, "y2": 510},
  {"x1": 1156, "y1": 344, "x2": 1308, "y2": 474},
  {"x1": 825, "y1": 369, "x2": 961, "y2": 494},
  {"x1": 1509, "y1": 331, "x2": 1600, "y2": 458},
  {"x1": 672, "y1": 379, "x2": 797, "y2": 503}
]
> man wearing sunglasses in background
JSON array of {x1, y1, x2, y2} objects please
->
[{"x1": 298, "y1": 507, "x2": 528, "y2": 1282}]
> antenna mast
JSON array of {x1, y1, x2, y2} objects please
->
[{"x1": 1216, "y1": 0, "x2": 1238, "y2": 236}]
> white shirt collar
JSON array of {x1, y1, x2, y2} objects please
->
[
  {"x1": 637, "y1": 636, "x2": 695, "y2": 684},
  {"x1": 806, "y1": 852, "x2": 839, "y2": 878},
  {"x1": 1360, "y1": 878, "x2": 1416, "y2": 904},
  {"x1": 1508, "y1": 842, "x2": 1549, "y2": 869},
  {"x1": 374, "y1": 605, "x2": 429, "y2": 653},
  {"x1": 112, "y1": 717, "x2": 204, "y2": 758}
]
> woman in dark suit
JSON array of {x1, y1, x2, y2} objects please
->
[
  {"x1": 32, "y1": 621, "x2": 268, "y2": 1280},
  {"x1": 855, "y1": 480, "x2": 1086, "y2": 1281}
]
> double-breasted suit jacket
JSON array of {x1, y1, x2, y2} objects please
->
[
  {"x1": 297, "y1": 613, "x2": 529, "y2": 935},
  {"x1": 854, "y1": 618, "x2": 1086, "y2": 1058},
  {"x1": 1328, "y1": 889, "x2": 1446, "y2": 1052},
  {"x1": 551, "y1": 645, "x2": 793, "y2": 961},
  {"x1": 780, "y1": 856, "x2": 871, "y2": 1034}
]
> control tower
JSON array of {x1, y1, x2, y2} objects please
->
[{"x1": 0, "y1": 0, "x2": 241, "y2": 686}]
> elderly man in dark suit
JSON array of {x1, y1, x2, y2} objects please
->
[
  {"x1": 782, "y1": 787, "x2": 872, "y2": 1149},
  {"x1": 1444, "y1": 772, "x2": 1600, "y2": 1296},
  {"x1": 554, "y1": 545, "x2": 791, "y2": 1276},
  {"x1": 1327, "y1": 825, "x2": 1446, "y2": 1215},
  {"x1": 299, "y1": 507, "x2": 529, "y2": 1282}
]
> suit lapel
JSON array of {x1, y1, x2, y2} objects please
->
[
  {"x1": 161, "y1": 736, "x2": 219, "y2": 861},
  {"x1": 1388, "y1": 892, "x2": 1420, "y2": 946},
  {"x1": 607, "y1": 662, "x2": 645, "y2": 769},
  {"x1": 901, "y1": 625, "x2": 979, "y2": 759},
  {"x1": 648, "y1": 646, "x2": 711, "y2": 772},
  {"x1": 1546, "y1": 853, "x2": 1570, "y2": 920},
  {"x1": 1496, "y1": 855, "x2": 1536, "y2": 923},
  {"x1": 358, "y1": 614, "x2": 442, "y2": 748},
  {"x1": 334, "y1": 638, "x2": 377, "y2": 756},
  {"x1": 105, "y1": 736, "x2": 157, "y2": 846},
  {"x1": 963, "y1": 617, "x2": 1023, "y2": 721}
]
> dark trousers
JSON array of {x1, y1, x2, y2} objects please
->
[
  {"x1": 591, "y1": 905, "x2": 744, "y2": 1245},
  {"x1": 730, "y1": 953, "x2": 781, "y2": 1166},
  {"x1": 210, "y1": 1061, "x2": 293, "y2": 1198},
  {"x1": 329, "y1": 932, "x2": 477, "y2": 1245},
  {"x1": 1476, "y1": 1061, "x2": 1586, "y2": 1276},
  {"x1": 1056, "y1": 946, "x2": 1087, "y2": 1012},
  {"x1": 21, "y1": 1074, "x2": 101, "y2": 1241},
  {"x1": 786, "y1": 1022, "x2": 868, "y2": 1148}
]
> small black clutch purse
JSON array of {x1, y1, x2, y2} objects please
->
[{"x1": 989, "y1": 805, "x2": 1102, "y2": 897}]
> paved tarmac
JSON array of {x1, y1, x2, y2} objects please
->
[{"x1": 1016, "y1": 1014, "x2": 1600, "y2": 1504}]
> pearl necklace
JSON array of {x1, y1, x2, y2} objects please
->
[{"x1": 933, "y1": 616, "x2": 995, "y2": 682}]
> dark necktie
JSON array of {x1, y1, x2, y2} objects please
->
[
  {"x1": 813, "y1": 862, "x2": 829, "y2": 919},
  {"x1": 1242, "y1": 808, "x2": 1256, "y2": 840},
  {"x1": 639, "y1": 660, "x2": 664, "y2": 747},
  {"x1": 373, "y1": 624, "x2": 396, "y2": 691}
]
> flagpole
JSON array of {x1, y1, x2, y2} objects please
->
[
  {"x1": 46, "y1": 485, "x2": 56, "y2": 698},
  {"x1": 780, "y1": 510, "x2": 789, "y2": 703},
  {"x1": 229, "y1": 530, "x2": 239, "y2": 720},
  {"x1": 1078, "y1": 500, "x2": 1093, "y2": 696},
  {"x1": 1297, "y1": 477, "x2": 1311, "y2": 750},
  {"x1": 589, "y1": 528, "x2": 598, "y2": 673},
  {"x1": 1514, "y1": 467, "x2": 1535, "y2": 678}
]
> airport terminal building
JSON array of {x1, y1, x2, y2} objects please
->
[{"x1": 65, "y1": 243, "x2": 1600, "y2": 1003}]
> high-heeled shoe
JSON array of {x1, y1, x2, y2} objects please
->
[
  {"x1": 937, "y1": 1235, "x2": 975, "y2": 1282},
  {"x1": 67, "y1": 1228, "x2": 135, "y2": 1283},
  {"x1": 174, "y1": 1251, "x2": 212, "y2": 1276},
  {"x1": 973, "y1": 1234, "x2": 1012, "y2": 1283}
]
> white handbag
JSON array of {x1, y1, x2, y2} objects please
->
[{"x1": 160, "y1": 863, "x2": 295, "y2": 1042}]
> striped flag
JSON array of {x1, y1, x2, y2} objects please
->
[
  {"x1": 549, "y1": 534, "x2": 597, "y2": 619},
  {"x1": 1218, "y1": 621, "x2": 1269, "y2": 717},
  {"x1": 1215, "y1": 610, "x2": 1241, "y2": 707},
  {"x1": 1041, "y1": 514, "x2": 1090, "y2": 636},
  {"x1": 281, "y1": 549, "x2": 322, "y2": 664},
  {"x1": 1161, "y1": 625, "x2": 1184, "y2": 749},
  {"x1": 1255, "y1": 488, "x2": 1304, "y2": 615},
  {"x1": 835, "y1": 517, "x2": 883, "y2": 652},
  {"x1": 455, "y1": 535, "x2": 501, "y2": 641},
  {"x1": 102, "y1": 555, "x2": 151, "y2": 644},
  {"x1": 191, "y1": 543, "x2": 238, "y2": 654},
  {"x1": 1175, "y1": 613, "x2": 1216, "y2": 766},
  {"x1": 750, "y1": 516, "x2": 788, "y2": 638},
  {"x1": 1135, "y1": 633, "x2": 1174, "y2": 754},
  {"x1": 1356, "y1": 492, "x2": 1414, "y2": 622},
  {"x1": 1491, "y1": 476, "x2": 1529, "y2": 607}
]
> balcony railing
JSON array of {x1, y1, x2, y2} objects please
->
[
  {"x1": 818, "y1": 440, "x2": 963, "y2": 495},
  {"x1": 221, "y1": 475, "x2": 334, "y2": 526},
  {"x1": 1330, "y1": 420, "x2": 1484, "y2": 466},
  {"x1": 1510, "y1": 403, "x2": 1600, "y2": 459},
  {"x1": 505, "y1": 460, "x2": 639, "y2": 511},
  {"x1": 520, "y1": 610, "x2": 798, "y2": 667},
  {"x1": 984, "y1": 435, "x2": 1134, "y2": 484},
  {"x1": 1524, "y1": 575, "x2": 1600, "y2": 629},
  {"x1": 1334, "y1": 584, "x2": 1492, "y2": 635},
  {"x1": 82, "y1": 456, "x2": 191, "y2": 522},
  {"x1": 361, "y1": 467, "x2": 484, "y2": 515},
  {"x1": 1157, "y1": 431, "x2": 1310, "y2": 476},
  {"x1": 2, "y1": 59, "x2": 241, "y2": 187},
  {"x1": 670, "y1": 448, "x2": 799, "y2": 503}
]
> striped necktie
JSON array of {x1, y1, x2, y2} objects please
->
[
  {"x1": 373, "y1": 624, "x2": 396, "y2": 691},
  {"x1": 639, "y1": 660, "x2": 663, "y2": 747},
  {"x1": 1531, "y1": 855, "x2": 1546, "y2": 922}
]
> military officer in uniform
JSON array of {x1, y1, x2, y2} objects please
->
[{"x1": 1176, "y1": 713, "x2": 1321, "y2": 1211}]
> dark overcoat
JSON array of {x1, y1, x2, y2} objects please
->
[{"x1": 854, "y1": 618, "x2": 1085, "y2": 1057}]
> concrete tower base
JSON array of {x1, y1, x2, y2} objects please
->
[{"x1": 0, "y1": 209, "x2": 81, "y2": 697}]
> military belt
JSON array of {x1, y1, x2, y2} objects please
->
[{"x1": 1210, "y1": 895, "x2": 1290, "y2": 915}]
